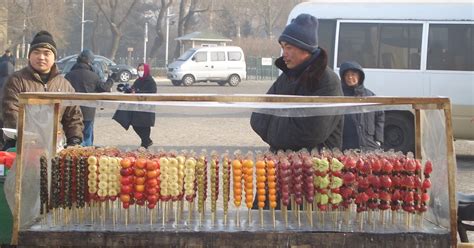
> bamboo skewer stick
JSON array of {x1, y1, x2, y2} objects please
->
[
  {"x1": 297, "y1": 207, "x2": 301, "y2": 227},
  {"x1": 272, "y1": 208, "x2": 276, "y2": 229},
  {"x1": 248, "y1": 208, "x2": 251, "y2": 225},
  {"x1": 236, "y1": 207, "x2": 240, "y2": 227}
]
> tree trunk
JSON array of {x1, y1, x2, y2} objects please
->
[{"x1": 109, "y1": 23, "x2": 121, "y2": 60}]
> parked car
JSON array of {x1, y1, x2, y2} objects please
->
[
  {"x1": 167, "y1": 46, "x2": 246, "y2": 86},
  {"x1": 56, "y1": 54, "x2": 138, "y2": 82}
]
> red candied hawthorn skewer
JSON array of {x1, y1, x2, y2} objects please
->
[
  {"x1": 419, "y1": 160, "x2": 432, "y2": 214},
  {"x1": 378, "y1": 156, "x2": 393, "y2": 224},
  {"x1": 366, "y1": 154, "x2": 381, "y2": 224},
  {"x1": 340, "y1": 154, "x2": 356, "y2": 224},
  {"x1": 354, "y1": 156, "x2": 370, "y2": 227}
]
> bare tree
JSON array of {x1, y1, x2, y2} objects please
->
[
  {"x1": 7, "y1": 0, "x2": 69, "y2": 50},
  {"x1": 94, "y1": 0, "x2": 139, "y2": 59},
  {"x1": 146, "y1": 0, "x2": 173, "y2": 64},
  {"x1": 215, "y1": 0, "x2": 252, "y2": 38},
  {"x1": 172, "y1": 0, "x2": 208, "y2": 58}
]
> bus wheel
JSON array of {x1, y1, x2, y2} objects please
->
[{"x1": 383, "y1": 111, "x2": 415, "y2": 154}]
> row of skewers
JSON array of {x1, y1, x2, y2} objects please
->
[{"x1": 39, "y1": 147, "x2": 433, "y2": 228}]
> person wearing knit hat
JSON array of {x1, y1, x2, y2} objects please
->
[
  {"x1": 250, "y1": 13, "x2": 343, "y2": 153},
  {"x1": 29, "y1": 30, "x2": 57, "y2": 58},
  {"x1": 65, "y1": 49, "x2": 113, "y2": 147},
  {"x1": 1, "y1": 30, "x2": 83, "y2": 151},
  {"x1": 278, "y1": 13, "x2": 319, "y2": 54}
]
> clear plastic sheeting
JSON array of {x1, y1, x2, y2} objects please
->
[
  {"x1": 420, "y1": 110, "x2": 450, "y2": 228},
  {"x1": 3, "y1": 96, "x2": 453, "y2": 234},
  {"x1": 66, "y1": 99, "x2": 411, "y2": 118},
  {"x1": 4, "y1": 104, "x2": 56, "y2": 228}
]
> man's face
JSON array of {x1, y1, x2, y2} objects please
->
[
  {"x1": 29, "y1": 47, "x2": 55, "y2": 73},
  {"x1": 280, "y1": 41, "x2": 311, "y2": 69}
]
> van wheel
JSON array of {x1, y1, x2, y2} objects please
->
[
  {"x1": 182, "y1": 75, "x2": 195, "y2": 86},
  {"x1": 217, "y1": 81, "x2": 227, "y2": 86},
  {"x1": 228, "y1": 74, "x2": 240, "y2": 87},
  {"x1": 171, "y1": 80, "x2": 182, "y2": 86},
  {"x1": 383, "y1": 111, "x2": 415, "y2": 154}
]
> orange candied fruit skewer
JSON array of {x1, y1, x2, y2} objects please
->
[
  {"x1": 232, "y1": 159, "x2": 243, "y2": 207},
  {"x1": 256, "y1": 160, "x2": 266, "y2": 209},
  {"x1": 266, "y1": 160, "x2": 277, "y2": 209},
  {"x1": 243, "y1": 159, "x2": 254, "y2": 209}
]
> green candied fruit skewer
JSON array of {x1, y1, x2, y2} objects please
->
[
  {"x1": 317, "y1": 158, "x2": 330, "y2": 172},
  {"x1": 329, "y1": 176, "x2": 343, "y2": 189},
  {"x1": 319, "y1": 174, "x2": 330, "y2": 188},
  {"x1": 330, "y1": 192, "x2": 343, "y2": 205},
  {"x1": 330, "y1": 158, "x2": 344, "y2": 172}
]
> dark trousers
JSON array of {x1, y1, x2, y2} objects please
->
[{"x1": 132, "y1": 126, "x2": 152, "y2": 148}]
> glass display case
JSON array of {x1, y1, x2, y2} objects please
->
[{"x1": 4, "y1": 93, "x2": 457, "y2": 247}]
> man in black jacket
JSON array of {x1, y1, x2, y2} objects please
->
[
  {"x1": 250, "y1": 14, "x2": 343, "y2": 152},
  {"x1": 65, "y1": 49, "x2": 113, "y2": 146},
  {"x1": 0, "y1": 49, "x2": 16, "y2": 66}
]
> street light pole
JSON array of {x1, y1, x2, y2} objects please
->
[
  {"x1": 81, "y1": 0, "x2": 85, "y2": 51},
  {"x1": 22, "y1": 19, "x2": 26, "y2": 58},
  {"x1": 144, "y1": 22, "x2": 148, "y2": 63},
  {"x1": 165, "y1": 8, "x2": 174, "y2": 66}
]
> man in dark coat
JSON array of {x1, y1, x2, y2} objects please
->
[
  {"x1": 0, "y1": 49, "x2": 16, "y2": 66},
  {"x1": 339, "y1": 61, "x2": 385, "y2": 150},
  {"x1": 250, "y1": 14, "x2": 343, "y2": 152},
  {"x1": 65, "y1": 49, "x2": 113, "y2": 146},
  {"x1": 0, "y1": 60, "x2": 14, "y2": 148}
]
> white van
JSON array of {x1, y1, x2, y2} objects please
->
[{"x1": 167, "y1": 46, "x2": 246, "y2": 86}]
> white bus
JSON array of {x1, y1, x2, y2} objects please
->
[{"x1": 289, "y1": 0, "x2": 474, "y2": 153}]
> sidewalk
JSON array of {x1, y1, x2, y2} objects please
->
[{"x1": 456, "y1": 139, "x2": 474, "y2": 157}]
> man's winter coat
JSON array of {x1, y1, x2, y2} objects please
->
[
  {"x1": 250, "y1": 49, "x2": 343, "y2": 152},
  {"x1": 2, "y1": 63, "x2": 84, "y2": 142},
  {"x1": 0, "y1": 61, "x2": 14, "y2": 118},
  {"x1": 339, "y1": 61, "x2": 385, "y2": 150},
  {"x1": 65, "y1": 62, "x2": 113, "y2": 121}
]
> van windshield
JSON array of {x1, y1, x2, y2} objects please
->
[{"x1": 177, "y1": 49, "x2": 197, "y2": 61}]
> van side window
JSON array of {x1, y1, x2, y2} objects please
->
[
  {"x1": 337, "y1": 23, "x2": 422, "y2": 69},
  {"x1": 318, "y1": 19, "x2": 337, "y2": 69},
  {"x1": 427, "y1": 24, "x2": 473, "y2": 71},
  {"x1": 210, "y1": 51, "x2": 225, "y2": 61},
  {"x1": 194, "y1": 52, "x2": 207, "y2": 62},
  {"x1": 228, "y1": 51, "x2": 242, "y2": 61}
]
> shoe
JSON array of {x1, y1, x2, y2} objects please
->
[{"x1": 141, "y1": 140, "x2": 153, "y2": 149}]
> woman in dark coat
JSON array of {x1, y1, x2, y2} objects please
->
[
  {"x1": 339, "y1": 61, "x2": 385, "y2": 151},
  {"x1": 113, "y1": 63, "x2": 157, "y2": 148}
]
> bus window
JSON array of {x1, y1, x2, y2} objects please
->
[
  {"x1": 337, "y1": 23, "x2": 422, "y2": 69},
  {"x1": 318, "y1": 19, "x2": 337, "y2": 69},
  {"x1": 427, "y1": 24, "x2": 474, "y2": 71}
]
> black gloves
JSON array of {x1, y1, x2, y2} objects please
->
[
  {"x1": 66, "y1": 136, "x2": 82, "y2": 147},
  {"x1": 117, "y1": 83, "x2": 133, "y2": 93}
]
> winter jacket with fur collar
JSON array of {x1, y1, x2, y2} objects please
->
[{"x1": 250, "y1": 49, "x2": 343, "y2": 152}]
